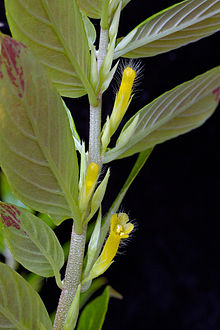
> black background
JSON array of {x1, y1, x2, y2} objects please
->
[{"x1": 1, "y1": 1, "x2": 220, "y2": 329}]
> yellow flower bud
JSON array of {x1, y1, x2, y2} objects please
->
[
  {"x1": 109, "y1": 66, "x2": 136, "y2": 137},
  {"x1": 115, "y1": 67, "x2": 136, "y2": 116},
  {"x1": 85, "y1": 162, "x2": 99, "y2": 196},
  {"x1": 100, "y1": 213, "x2": 134, "y2": 268}
]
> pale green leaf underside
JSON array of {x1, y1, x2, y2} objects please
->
[
  {"x1": 104, "y1": 66, "x2": 220, "y2": 162},
  {"x1": 5, "y1": 0, "x2": 93, "y2": 98},
  {"x1": 77, "y1": 0, "x2": 131, "y2": 19},
  {"x1": 77, "y1": 0, "x2": 104, "y2": 19},
  {"x1": 0, "y1": 202, "x2": 64, "y2": 280},
  {"x1": 0, "y1": 262, "x2": 52, "y2": 329},
  {"x1": 114, "y1": 0, "x2": 220, "y2": 58},
  {"x1": 0, "y1": 34, "x2": 80, "y2": 225}
]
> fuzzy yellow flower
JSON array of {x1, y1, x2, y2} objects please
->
[
  {"x1": 100, "y1": 213, "x2": 134, "y2": 268},
  {"x1": 115, "y1": 67, "x2": 136, "y2": 116},
  {"x1": 110, "y1": 66, "x2": 136, "y2": 135}
]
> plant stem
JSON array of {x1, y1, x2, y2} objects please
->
[
  {"x1": 54, "y1": 24, "x2": 109, "y2": 329},
  {"x1": 53, "y1": 223, "x2": 86, "y2": 329},
  {"x1": 89, "y1": 28, "x2": 108, "y2": 166}
]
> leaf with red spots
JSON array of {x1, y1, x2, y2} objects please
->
[
  {"x1": 0, "y1": 33, "x2": 80, "y2": 228},
  {"x1": 5, "y1": 0, "x2": 96, "y2": 102},
  {"x1": 0, "y1": 262, "x2": 52, "y2": 329},
  {"x1": 0, "y1": 34, "x2": 26, "y2": 98},
  {"x1": 0, "y1": 202, "x2": 64, "y2": 286}
]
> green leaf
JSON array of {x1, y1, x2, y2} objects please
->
[
  {"x1": 101, "y1": 149, "x2": 152, "y2": 249},
  {"x1": 104, "y1": 66, "x2": 220, "y2": 162},
  {"x1": 81, "y1": 12, "x2": 97, "y2": 48},
  {"x1": 77, "y1": 0, "x2": 104, "y2": 19},
  {"x1": 0, "y1": 202, "x2": 64, "y2": 287},
  {"x1": 5, "y1": 0, "x2": 96, "y2": 103},
  {"x1": 77, "y1": 286, "x2": 110, "y2": 330},
  {"x1": 80, "y1": 277, "x2": 108, "y2": 310},
  {"x1": 0, "y1": 171, "x2": 32, "y2": 212},
  {"x1": 77, "y1": 0, "x2": 131, "y2": 19},
  {"x1": 83, "y1": 209, "x2": 102, "y2": 281},
  {"x1": 114, "y1": 0, "x2": 220, "y2": 58},
  {"x1": 63, "y1": 100, "x2": 82, "y2": 153},
  {"x1": 86, "y1": 170, "x2": 110, "y2": 223},
  {"x1": 0, "y1": 34, "x2": 81, "y2": 227},
  {"x1": 0, "y1": 262, "x2": 52, "y2": 329}
]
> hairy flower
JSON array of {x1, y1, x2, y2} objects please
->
[{"x1": 100, "y1": 213, "x2": 134, "y2": 268}]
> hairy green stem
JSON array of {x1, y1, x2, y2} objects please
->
[{"x1": 53, "y1": 223, "x2": 86, "y2": 329}]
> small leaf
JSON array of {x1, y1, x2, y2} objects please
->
[
  {"x1": 0, "y1": 262, "x2": 52, "y2": 329},
  {"x1": 81, "y1": 12, "x2": 96, "y2": 48},
  {"x1": 0, "y1": 202, "x2": 64, "y2": 287},
  {"x1": 0, "y1": 34, "x2": 81, "y2": 227},
  {"x1": 86, "y1": 170, "x2": 110, "y2": 223},
  {"x1": 77, "y1": 0, "x2": 104, "y2": 19},
  {"x1": 63, "y1": 100, "x2": 82, "y2": 153},
  {"x1": 78, "y1": 0, "x2": 130, "y2": 19},
  {"x1": 104, "y1": 66, "x2": 220, "y2": 162},
  {"x1": 77, "y1": 286, "x2": 110, "y2": 330},
  {"x1": 5, "y1": 0, "x2": 96, "y2": 102},
  {"x1": 83, "y1": 209, "x2": 102, "y2": 281},
  {"x1": 114, "y1": 0, "x2": 220, "y2": 58}
]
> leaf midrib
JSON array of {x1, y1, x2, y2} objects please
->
[{"x1": 21, "y1": 79, "x2": 79, "y2": 223}]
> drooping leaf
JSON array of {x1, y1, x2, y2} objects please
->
[
  {"x1": 0, "y1": 34, "x2": 80, "y2": 227},
  {"x1": 0, "y1": 262, "x2": 52, "y2": 329},
  {"x1": 5, "y1": 0, "x2": 96, "y2": 102},
  {"x1": 77, "y1": 286, "x2": 110, "y2": 330},
  {"x1": 0, "y1": 202, "x2": 64, "y2": 286},
  {"x1": 104, "y1": 66, "x2": 220, "y2": 162},
  {"x1": 114, "y1": 0, "x2": 220, "y2": 58}
]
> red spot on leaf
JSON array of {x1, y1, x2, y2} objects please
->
[
  {"x1": 212, "y1": 86, "x2": 220, "y2": 103},
  {"x1": 0, "y1": 204, "x2": 21, "y2": 229},
  {"x1": 0, "y1": 35, "x2": 26, "y2": 98}
]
